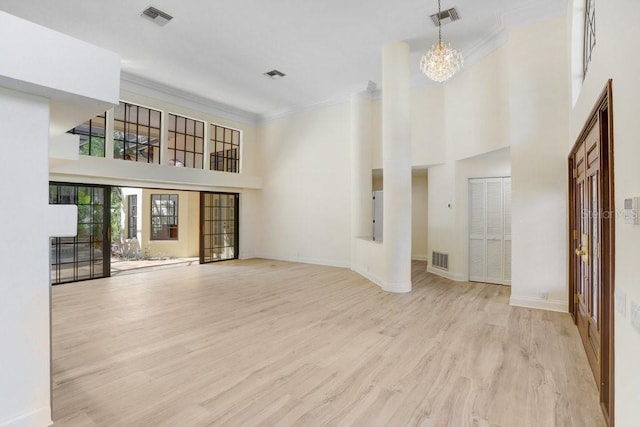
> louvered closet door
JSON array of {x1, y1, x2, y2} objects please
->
[
  {"x1": 468, "y1": 177, "x2": 511, "y2": 285},
  {"x1": 469, "y1": 180, "x2": 486, "y2": 281}
]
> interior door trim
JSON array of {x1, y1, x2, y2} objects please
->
[{"x1": 568, "y1": 79, "x2": 615, "y2": 426}]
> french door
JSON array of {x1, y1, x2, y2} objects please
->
[
  {"x1": 573, "y1": 126, "x2": 602, "y2": 387},
  {"x1": 200, "y1": 192, "x2": 239, "y2": 263},
  {"x1": 468, "y1": 177, "x2": 511, "y2": 285},
  {"x1": 49, "y1": 182, "x2": 111, "y2": 284},
  {"x1": 568, "y1": 80, "x2": 614, "y2": 425}
]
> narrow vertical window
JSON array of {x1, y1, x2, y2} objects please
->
[
  {"x1": 150, "y1": 194, "x2": 179, "y2": 240},
  {"x1": 127, "y1": 195, "x2": 137, "y2": 239},
  {"x1": 167, "y1": 113, "x2": 205, "y2": 169},
  {"x1": 210, "y1": 124, "x2": 240, "y2": 173},
  {"x1": 113, "y1": 102, "x2": 162, "y2": 163},
  {"x1": 583, "y1": 0, "x2": 596, "y2": 78},
  {"x1": 68, "y1": 113, "x2": 107, "y2": 157}
]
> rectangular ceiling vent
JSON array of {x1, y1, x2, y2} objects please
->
[
  {"x1": 141, "y1": 6, "x2": 174, "y2": 26},
  {"x1": 264, "y1": 69, "x2": 286, "y2": 80},
  {"x1": 430, "y1": 7, "x2": 460, "y2": 26}
]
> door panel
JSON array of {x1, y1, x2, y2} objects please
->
[
  {"x1": 468, "y1": 177, "x2": 511, "y2": 285},
  {"x1": 200, "y1": 192, "x2": 239, "y2": 264},
  {"x1": 573, "y1": 124, "x2": 601, "y2": 388}
]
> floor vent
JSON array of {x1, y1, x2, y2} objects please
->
[{"x1": 432, "y1": 251, "x2": 449, "y2": 270}]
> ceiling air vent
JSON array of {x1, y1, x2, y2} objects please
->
[
  {"x1": 264, "y1": 69, "x2": 286, "y2": 80},
  {"x1": 141, "y1": 6, "x2": 174, "y2": 26},
  {"x1": 430, "y1": 7, "x2": 460, "y2": 26}
]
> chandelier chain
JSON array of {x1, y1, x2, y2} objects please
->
[{"x1": 438, "y1": 0, "x2": 442, "y2": 45}]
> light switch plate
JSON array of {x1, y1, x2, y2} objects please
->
[
  {"x1": 615, "y1": 288, "x2": 627, "y2": 317},
  {"x1": 631, "y1": 301, "x2": 640, "y2": 335}
]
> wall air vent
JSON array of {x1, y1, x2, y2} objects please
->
[
  {"x1": 432, "y1": 251, "x2": 449, "y2": 271},
  {"x1": 264, "y1": 69, "x2": 286, "y2": 80},
  {"x1": 141, "y1": 6, "x2": 174, "y2": 26},
  {"x1": 430, "y1": 7, "x2": 460, "y2": 26}
]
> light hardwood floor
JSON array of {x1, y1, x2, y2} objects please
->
[{"x1": 52, "y1": 259, "x2": 606, "y2": 426}]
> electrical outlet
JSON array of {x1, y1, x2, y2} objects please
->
[
  {"x1": 631, "y1": 301, "x2": 640, "y2": 335},
  {"x1": 615, "y1": 288, "x2": 627, "y2": 317}
]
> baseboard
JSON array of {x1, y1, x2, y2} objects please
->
[
  {"x1": 252, "y1": 254, "x2": 350, "y2": 269},
  {"x1": 426, "y1": 265, "x2": 465, "y2": 282},
  {"x1": 0, "y1": 406, "x2": 52, "y2": 427},
  {"x1": 351, "y1": 266, "x2": 411, "y2": 293},
  {"x1": 510, "y1": 296, "x2": 568, "y2": 313},
  {"x1": 351, "y1": 266, "x2": 385, "y2": 289},
  {"x1": 412, "y1": 255, "x2": 428, "y2": 262}
]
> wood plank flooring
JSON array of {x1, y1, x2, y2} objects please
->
[{"x1": 51, "y1": 259, "x2": 606, "y2": 426}]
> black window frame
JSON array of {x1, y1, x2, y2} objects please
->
[
  {"x1": 209, "y1": 124, "x2": 240, "y2": 173},
  {"x1": 68, "y1": 112, "x2": 107, "y2": 157},
  {"x1": 150, "y1": 194, "x2": 179, "y2": 241},
  {"x1": 113, "y1": 102, "x2": 162, "y2": 164},
  {"x1": 167, "y1": 113, "x2": 205, "y2": 169},
  {"x1": 583, "y1": 0, "x2": 596, "y2": 79}
]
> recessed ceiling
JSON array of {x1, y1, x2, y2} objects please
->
[{"x1": 0, "y1": 0, "x2": 565, "y2": 118}]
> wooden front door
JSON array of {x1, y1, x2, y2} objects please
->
[
  {"x1": 573, "y1": 125, "x2": 601, "y2": 387},
  {"x1": 568, "y1": 80, "x2": 614, "y2": 425}
]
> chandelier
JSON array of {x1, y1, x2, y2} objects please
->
[{"x1": 420, "y1": 0, "x2": 463, "y2": 82}]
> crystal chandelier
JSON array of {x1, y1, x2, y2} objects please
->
[{"x1": 420, "y1": 0, "x2": 463, "y2": 82}]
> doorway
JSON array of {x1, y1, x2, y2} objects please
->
[
  {"x1": 468, "y1": 177, "x2": 512, "y2": 285},
  {"x1": 568, "y1": 80, "x2": 614, "y2": 425},
  {"x1": 200, "y1": 192, "x2": 239, "y2": 263}
]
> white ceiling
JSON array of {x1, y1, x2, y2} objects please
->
[{"x1": 1, "y1": 0, "x2": 566, "y2": 118}]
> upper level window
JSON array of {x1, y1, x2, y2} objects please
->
[
  {"x1": 583, "y1": 0, "x2": 596, "y2": 78},
  {"x1": 167, "y1": 113, "x2": 205, "y2": 169},
  {"x1": 210, "y1": 124, "x2": 240, "y2": 173},
  {"x1": 114, "y1": 102, "x2": 162, "y2": 164},
  {"x1": 68, "y1": 113, "x2": 106, "y2": 157},
  {"x1": 151, "y1": 194, "x2": 178, "y2": 240}
]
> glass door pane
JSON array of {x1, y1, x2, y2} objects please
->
[
  {"x1": 200, "y1": 192, "x2": 239, "y2": 263},
  {"x1": 50, "y1": 183, "x2": 111, "y2": 284}
]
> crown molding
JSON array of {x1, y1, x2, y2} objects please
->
[{"x1": 119, "y1": 71, "x2": 260, "y2": 126}]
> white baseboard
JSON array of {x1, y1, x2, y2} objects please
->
[
  {"x1": 510, "y1": 296, "x2": 568, "y2": 313},
  {"x1": 251, "y1": 254, "x2": 350, "y2": 269},
  {"x1": 412, "y1": 255, "x2": 428, "y2": 262},
  {"x1": 426, "y1": 265, "x2": 465, "y2": 282},
  {"x1": 351, "y1": 266, "x2": 411, "y2": 293},
  {"x1": 0, "y1": 406, "x2": 52, "y2": 427},
  {"x1": 351, "y1": 266, "x2": 385, "y2": 289}
]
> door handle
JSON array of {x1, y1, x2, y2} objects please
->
[{"x1": 575, "y1": 248, "x2": 587, "y2": 256}]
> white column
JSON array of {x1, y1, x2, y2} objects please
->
[
  {"x1": 0, "y1": 87, "x2": 53, "y2": 426},
  {"x1": 350, "y1": 90, "x2": 373, "y2": 266},
  {"x1": 382, "y1": 41, "x2": 412, "y2": 292}
]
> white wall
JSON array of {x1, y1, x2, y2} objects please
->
[
  {"x1": 0, "y1": 88, "x2": 53, "y2": 427},
  {"x1": 257, "y1": 103, "x2": 352, "y2": 267},
  {"x1": 568, "y1": 1, "x2": 640, "y2": 424},
  {"x1": 509, "y1": 17, "x2": 570, "y2": 311},
  {"x1": 427, "y1": 150, "x2": 511, "y2": 281},
  {"x1": 444, "y1": 48, "x2": 509, "y2": 161}
]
